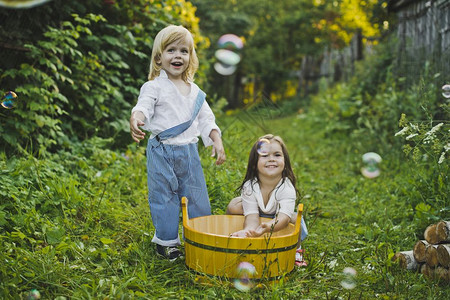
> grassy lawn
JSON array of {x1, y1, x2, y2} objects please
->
[{"x1": 1, "y1": 104, "x2": 448, "y2": 299}]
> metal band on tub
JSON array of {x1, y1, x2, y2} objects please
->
[{"x1": 184, "y1": 237, "x2": 297, "y2": 254}]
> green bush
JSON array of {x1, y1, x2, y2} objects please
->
[
  {"x1": 0, "y1": 0, "x2": 209, "y2": 154},
  {"x1": 309, "y1": 37, "x2": 449, "y2": 229},
  {"x1": 394, "y1": 112, "x2": 449, "y2": 229}
]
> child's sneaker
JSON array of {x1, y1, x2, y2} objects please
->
[
  {"x1": 156, "y1": 244, "x2": 183, "y2": 261},
  {"x1": 295, "y1": 248, "x2": 307, "y2": 267}
]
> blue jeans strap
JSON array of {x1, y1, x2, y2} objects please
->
[
  {"x1": 148, "y1": 135, "x2": 161, "y2": 148},
  {"x1": 148, "y1": 89, "x2": 206, "y2": 145}
]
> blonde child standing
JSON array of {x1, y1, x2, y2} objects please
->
[
  {"x1": 130, "y1": 25, "x2": 225, "y2": 261},
  {"x1": 226, "y1": 134, "x2": 307, "y2": 266}
]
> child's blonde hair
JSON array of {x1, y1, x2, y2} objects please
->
[{"x1": 148, "y1": 25, "x2": 199, "y2": 82}]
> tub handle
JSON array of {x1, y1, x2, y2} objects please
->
[
  {"x1": 294, "y1": 203, "x2": 304, "y2": 234},
  {"x1": 181, "y1": 197, "x2": 190, "y2": 228}
]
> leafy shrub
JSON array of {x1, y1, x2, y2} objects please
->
[
  {"x1": 394, "y1": 112, "x2": 449, "y2": 229},
  {"x1": 309, "y1": 35, "x2": 449, "y2": 233},
  {"x1": 0, "y1": 0, "x2": 209, "y2": 154},
  {"x1": 0, "y1": 13, "x2": 143, "y2": 152}
]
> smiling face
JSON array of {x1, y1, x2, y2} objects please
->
[
  {"x1": 257, "y1": 141, "x2": 285, "y2": 180},
  {"x1": 148, "y1": 25, "x2": 199, "y2": 82},
  {"x1": 240, "y1": 135, "x2": 297, "y2": 193},
  {"x1": 157, "y1": 38, "x2": 190, "y2": 81}
]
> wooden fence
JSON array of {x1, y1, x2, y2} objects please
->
[
  {"x1": 392, "y1": 0, "x2": 450, "y2": 81},
  {"x1": 299, "y1": 0, "x2": 450, "y2": 94}
]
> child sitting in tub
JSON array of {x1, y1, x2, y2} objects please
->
[{"x1": 226, "y1": 134, "x2": 308, "y2": 266}]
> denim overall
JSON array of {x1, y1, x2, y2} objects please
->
[{"x1": 146, "y1": 91, "x2": 210, "y2": 246}]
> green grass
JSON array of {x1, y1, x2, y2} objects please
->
[{"x1": 1, "y1": 105, "x2": 448, "y2": 299}]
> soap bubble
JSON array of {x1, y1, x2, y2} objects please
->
[
  {"x1": 0, "y1": 0, "x2": 50, "y2": 8},
  {"x1": 214, "y1": 33, "x2": 243, "y2": 76},
  {"x1": 215, "y1": 49, "x2": 241, "y2": 66},
  {"x1": 256, "y1": 138, "x2": 271, "y2": 156},
  {"x1": 26, "y1": 289, "x2": 41, "y2": 300},
  {"x1": 341, "y1": 267, "x2": 357, "y2": 289},
  {"x1": 214, "y1": 62, "x2": 237, "y2": 76},
  {"x1": 1, "y1": 91, "x2": 17, "y2": 109},
  {"x1": 218, "y1": 34, "x2": 244, "y2": 50},
  {"x1": 361, "y1": 152, "x2": 382, "y2": 178},
  {"x1": 234, "y1": 262, "x2": 256, "y2": 292},
  {"x1": 442, "y1": 84, "x2": 450, "y2": 99}
]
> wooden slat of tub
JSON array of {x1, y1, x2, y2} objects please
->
[
  {"x1": 185, "y1": 241, "x2": 296, "y2": 278},
  {"x1": 184, "y1": 227, "x2": 298, "y2": 253},
  {"x1": 189, "y1": 215, "x2": 296, "y2": 236}
]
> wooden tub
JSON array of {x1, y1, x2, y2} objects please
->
[{"x1": 181, "y1": 197, "x2": 303, "y2": 280}]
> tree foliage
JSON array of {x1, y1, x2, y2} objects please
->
[
  {"x1": 193, "y1": 0, "x2": 388, "y2": 107},
  {"x1": 0, "y1": 0, "x2": 207, "y2": 153},
  {"x1": 0, "y1": 0, "x2": 390, "y2": 152}
]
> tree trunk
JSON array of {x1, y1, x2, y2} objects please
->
[
  {"x1": 424, "y1": 223, "x2": 439, "y2": 244},
  {"x1": 437, "y1": 244, "x2": 450, "y2": 268},
  {"x1": 355, "y1": 29, "x2": 363, "y2": 61},
  {"x1": 297, "y1": 56, "x2": 307, "y2": 96},
  {"x1": 435, "y1": 266, "x2": 449, "y2": 282},
  {"x1": 436, "y1": 221, "x2": 450, "y2": 243},
  {"x1": 420, "y1": 263, "x2": 434, "y2": 279},
  {"x1": 392, "y1": 250, "x2": 418, "y2": 270},
  {"x1": 413, "y1": 240, "x2": 430, "y2": 263},
  {"x1": 425, "y1": 244, "x2": 439, "y2": 267}
]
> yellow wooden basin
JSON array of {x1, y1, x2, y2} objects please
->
[{"x1": 181, "y1": 197, "x2": 303, "y2": 280}]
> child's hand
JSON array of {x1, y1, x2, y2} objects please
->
[
  {"x1": 247, "y1": 223, "x2": 270, "y2": 237},
  {"x1": 230, "y1": 229, "x2": 249, "y2": 237},
  {"x1": 209, "y1": 130, "x2": 226, "y2": 165},
  {"x1": 130, "y1": 112, "x2": 146, "y2": 143},
  {"x1": 211, "y1": 140, "x2": 226, "y2": 165}
]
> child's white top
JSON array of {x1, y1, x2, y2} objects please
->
[
  {"x1": 131, "y1": 70, "x2": 220, "y2": 146},
  {"x1": 241, "y1": 178, "x2": 296, "y2": 219}
]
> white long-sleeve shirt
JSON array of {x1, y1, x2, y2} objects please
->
[
  {"x1": 131, "y1": 70, "x2": 220, "y2": 146},
  {"x1": 241, "y1": 178, "x2": 296, "y2": 219}
]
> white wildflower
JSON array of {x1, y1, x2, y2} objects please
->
[
  {"x1": 394, "y1": 127, "x2": 408, "y2": 136},
  {"x1": 423, "y1": 123, "x2": 443, "y2": 143},
  {"x1": 425, "y1": 123, "x2": 443, "y2": 136},
  {"x1": 363, "y1": 263, "x2": 375, "y2": 271},
  {"x1": 328, "y1": 259, "x2": 338, "y2": 269},
  {"x1": 406, "y1": 133, "x2": 418, "y2": 140},
  {"x1": 438, "y1": 143, "x2": 450, "y2": 164},
  {"x1": 438, "y1": 152, "x2": 446, "y2": 164},
  {"x1": 409, "y1": 123, "x2": 419, "y2": 131}
]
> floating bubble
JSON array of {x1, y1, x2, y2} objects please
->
[
  {"x1": 362, "y1": 152, "x2": 382, "y2": 164},
  {"x1": 214, "y1": 62, "x2": 237, "y2": 76},
  {"x1": 234, "y1": 262, "x2": 256, "y2": 292},
  {"x1": 361, "y1": 152, "x2": 382, "y2": 178},
  {"x1": 256, "y1": 138, "x2": 271, "y2": 156},
  {"x1": 218, "y1": 34, "x2": 244, "y2": 50},
  {"x1": 0, "y1": 0, "x2": 50, "y2": 8},
  {"x1": 442, "y1": 84, "x2": 450, "y2": 99},
  {"x1": 26, "y1": 289, "x2": 41, "y2": 300},
  {"x1": 214, "y1": 34, "x2": 244, "y2": 76},
  {"x1": 361, "y1": 167, "x2": 380, "y2": 178},
  {"x1": 341, "y1": 267, "x2": 357, "y2": 290},
  {"x1": 1, "y1": 91, "x2": 17, "y2": 109},
  {"x1": 215, "y1": 49, "x2": 241, "y2": 66}
]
